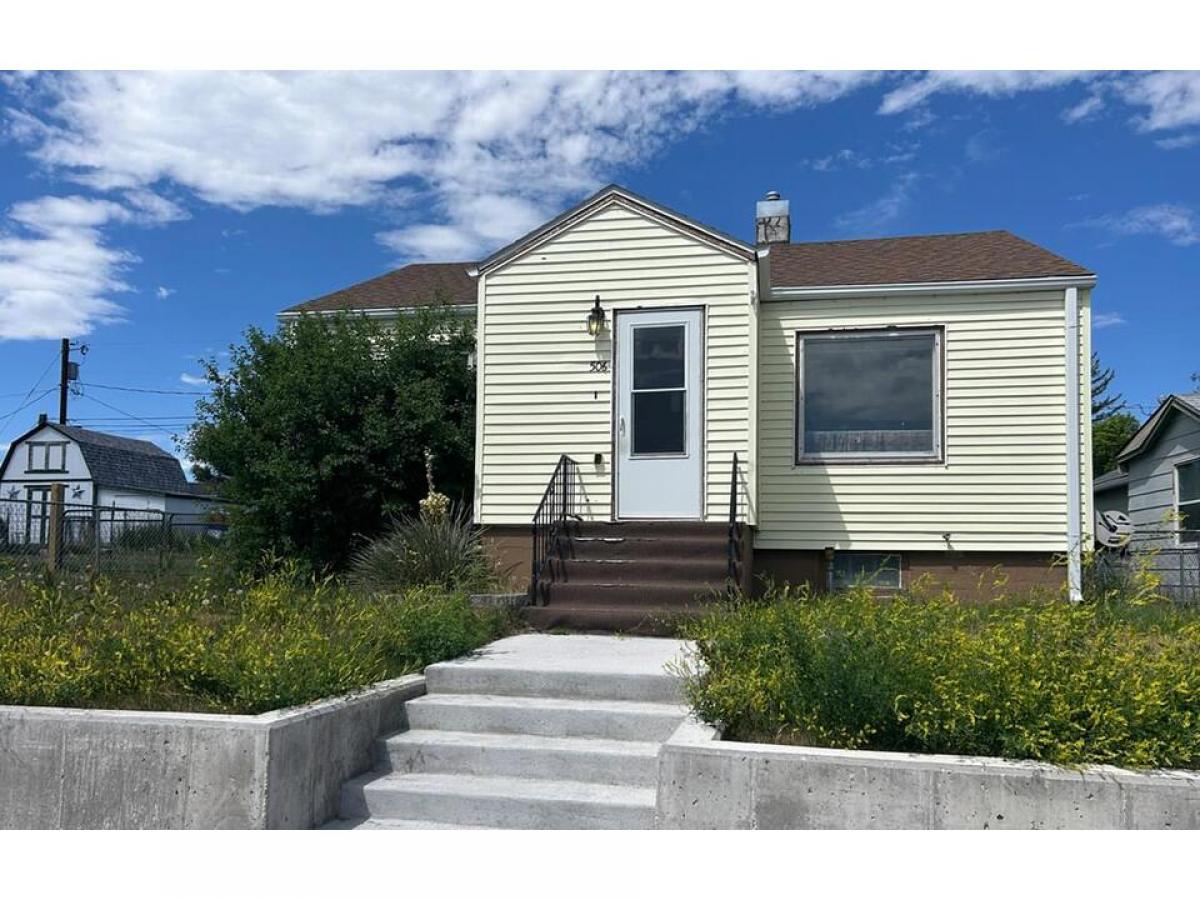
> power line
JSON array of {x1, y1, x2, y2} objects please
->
[
  {"x1": 78, "y1": 394, "x2": 190, "y2": 442},
  {"x1": 0, "y1": 349, "x2": 63, "y2": 437},
  {"x1": 79, "y1": 381, "x2": 209, "y2": 396}
]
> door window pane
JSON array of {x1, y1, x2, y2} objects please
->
[
  {"x1": 633, "y1": 325, "x2": 685, "y2": 390},
  {"x1": 800, "y1": 331, "x2": 937, "y2": 458},
  {"x1": 632, "y1": 390, "x2": 685, "y2": 455}
]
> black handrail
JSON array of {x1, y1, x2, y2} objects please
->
[
  {"x1": 531, "y1": 454, "x2": 579, "y2": 604},
  {"x1": 727, "y1": 452, "x2": 742, "y2": 588}
]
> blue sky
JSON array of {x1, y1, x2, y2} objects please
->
[{"x1": 1, "y1": 71, "x2": 1197, "y2": 469}]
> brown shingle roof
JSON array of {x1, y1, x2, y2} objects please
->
[
  {"x1": 769, "y1": 230, "x2": 1092, "y2": 288},
  {"x1": 283, "y1": 262, "x2": 476, "y2": 314}
]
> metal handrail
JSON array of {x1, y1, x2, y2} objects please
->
[
  {"x1": 727, "y1": 452, "x2": 742, "y2": 587},
  {"x1": 530, "y1": 454, "x2": 579, "y2": 604}
]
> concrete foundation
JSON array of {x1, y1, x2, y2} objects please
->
[
  {"x1": 0, "y1": 675, "x2": 425, "y2": 829},
  {"x1": 657, "y1": 724, "x2": 1200, "y2": 829}
]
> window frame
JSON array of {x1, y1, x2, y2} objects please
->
[
  {"x1": 828, "y1": 551, "x2": 904, "y2": 591},
  {"x1": 1176, "y1": 455, "x2": 1200, "y2": 547},
  {"x1": 794, "y1": 325, "x2": 945, "y2": 466},
  {"x1": 25, "y1": 441, "x2": 68, "y2": 473},
  {"x1": 628, "y1": 321, "x2": 690, "y2": 460}
]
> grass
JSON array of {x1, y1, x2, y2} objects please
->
[
  {"x1": 0, "y1": 555, "x2": 514, "y2": 715},
  {"x1": 677, "y1": 577, "x2": 1200, "y2": 770}
]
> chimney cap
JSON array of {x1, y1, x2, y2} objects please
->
[{"x1": 764, "y1": 190, "x2": 781, "y2": 201}]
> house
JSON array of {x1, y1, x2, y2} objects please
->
[
  {"x1": 0, "y1": 413, "x2": 222, "y2": 545},
  {"x1": 280, "y1": 185, "x2": 1094, "y2": 628},
  {"x1": 1093, "y1": 393, "x2": 1200, "y2": 599}
]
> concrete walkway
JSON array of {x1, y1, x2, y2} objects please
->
[{"x1": 330, "y1": 634, "x2": 692, "y2": 829}]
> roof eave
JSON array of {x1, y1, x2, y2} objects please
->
[
  {"x1": 1116, "y1": 396, "x2": 1200, "y2": 464},
  {"x1": 277, "y1": 304, "x2": 477, "y2": 321},
  {"x1": 768, "y1": 274, "x2": 1097, "y2": 300}
]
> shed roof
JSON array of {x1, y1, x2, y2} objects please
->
[
  {"x1": 0, "y1": 421, "x2": 201, "y2": 497},
  {"x1": 768, "y1": 230, "x2": 1092, "y2": 288},
  {"x1": 1117, "y1": 393, "x2": 1200, "y2": 464}
]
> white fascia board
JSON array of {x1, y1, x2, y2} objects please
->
[
  {"x1": 277, "y1": 305, "x2": 477, "y2": 322},
  {"x1": 768, "y1": 275, "x2": 1097, "y2": 300}
]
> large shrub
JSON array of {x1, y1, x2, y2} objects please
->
[
  {"x1": 186, "y1": 305, "x2": 475, "y2": 570},
  {"x1": 679, "y1": 583, "x2": 1200, "y2": 770},
  {"x1": 0, "y1": 563, "x2": 509, "y2": 714}
]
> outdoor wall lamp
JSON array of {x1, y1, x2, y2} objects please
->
[{"x1": 586, "y1": 295, "x2": 607, "y2": 336}]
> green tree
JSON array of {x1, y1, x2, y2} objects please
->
[
  {"x1": 1092, "y1": 412, "x2": 1139, "y2": 476},
  {"x1": 187, "y1": 306, "x2": 475, "y2": 569},
  {"x1": 1091, "y1": 352, "x2": 1125, "y2": 421}
]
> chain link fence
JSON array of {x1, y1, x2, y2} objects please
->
[
  {"x1": 1096, "y1": 529, "x2": 1200, "y2": 604},
  {"x1": 0, "y1": 497, "x2": 227, "y2": 577}
]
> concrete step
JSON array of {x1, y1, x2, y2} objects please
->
[
  {"x1": 339, "y1": 771, "x2": 657, "y2": 829},
  {"x1": 381, "y1": 729, "x2": 661, "y2": 786},
  {"x1": 555, "y1": 557, "x2": 730, "y2": 584},
  {"x1": 427, "y1": 659, "x2": 684, "y2": 704},
  {"x1": 321, "y1": 816, "x2": 491, "y2": 830},
  {"x1": 566, "y1": 521, "x2": 727, "y2": 539},
  {"x1": 543, "y1": 582, "x2": 725, "y2": 608},
  {"x1": 568, "y1": 534, "x2": 728, "y2": 561},
  {"x1": 524, "y1": 604, "x2": 711, "y2": 635},
  {"x1": 405, "y1": 692, "x2": 687, "y2": 741}
]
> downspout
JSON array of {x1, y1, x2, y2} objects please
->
[{"x1": 1065, "y1": 286, "x2": 1084, "y2": 603}]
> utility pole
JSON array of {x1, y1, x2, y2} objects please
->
[
  {"x1": 58, "y1": 338, "x2": 69, "y2": 425},
  {"x1": 57, "y1": 338, "x2": 83, "y2": 425}
]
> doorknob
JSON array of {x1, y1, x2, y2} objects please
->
[{"x1": 619, "y1": 417, "x2": 626, "y2": 434}]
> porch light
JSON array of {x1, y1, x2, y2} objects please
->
[{"x1": 586, "y1": 295, "x2": 607, "y2": 336}]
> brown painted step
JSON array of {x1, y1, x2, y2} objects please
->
[
  {"x1": 568, "y1": 535, "x2": 728, "y2": 561},
  {"x1": 554, "y1": 558, "x2": 729, "y2": 584},
  {"x1": 522, "y1": 605, "x2": 706, "y2": 636},
  {"x1": 564, "y1": 521, "x2": 728, "y2": 539},
  {"x1": 543, "y1": 581, "x2": 728, "y2": 608}
]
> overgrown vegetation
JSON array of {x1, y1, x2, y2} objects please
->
[
  {"x1": 350, "y1": 503, "x2": 497, "y2": 592},
  {"x1": 678, "y1": 576, "x2": 1200, "y2": 770},
  {"x1": 0, "y1": 558, "x2": 511, "y2": 714},
  {"x1": 186, "y1": 305, "x2": 475, "y2": 570}
]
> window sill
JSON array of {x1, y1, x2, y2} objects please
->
[{"x1": 794, "y1": 456, "x2": 944, "y2": 467}]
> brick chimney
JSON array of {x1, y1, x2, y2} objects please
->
[{"x1": 755, "y1": 190, "x2": 790, "y2": 245}]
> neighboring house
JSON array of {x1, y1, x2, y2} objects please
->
[
  {"x1": 279, "y1": 185, "x2": 1094, "y2": 623},
  {"x1": 0, "y1": 414, "x2": 222, "y2": 544},
  {"x1": 1092, "y1": 393, "x2": 1200, "y2": 598}
]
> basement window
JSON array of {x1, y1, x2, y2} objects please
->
[
  {"x1": 829, "y1": 552, "x2": 902, "y2": 591},
  {"x1": 796, "y1": 327, "x2": 942, "y2": 463},
  {"x1": 26, "y1": 442, "x2": 67, "y2": 473}
]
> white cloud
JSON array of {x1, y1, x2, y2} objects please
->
[
  {"x1": 1062, "y1": 94, "x2": 1105, "y2": 124},
  {"x1": 803, "y1": 144, "x2": 917, "y2": 173},
  {"x1": 179, "y1": 372, "x2": 206, "y2": 386},
  {"x1": 1155, "y1": 133, "x2": 1200, "y2": 150},
  {"x1": 1082, "y1": 204, "x2": 1200, "y2": 247},
  {"x1": 834, "y1": 172, "x2": 920, "y2": 234},
  {"x1": 0, "y1": 194, "x2": 133, "y2": 339},
  {"x1": 1093, "y1": 312, "x2": 1126, "y2": 329},
  {"x1": 1118, "y1": 71, "x2": 1200, "y2": 132},
  {"x1": 878, "y1": 71, "x2": 1090, "y2": 115},
  {"x1": 156, "y1": 285, "x2": 175, "y2": 299},
  {"x1": 7, "y1": 71, "x2": 880, "y2": 263}
]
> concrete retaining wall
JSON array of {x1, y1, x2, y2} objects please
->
[
  {"x1": 0, "y1": 675, "x2": 425, "y2": 829},
  {"x1": 657, "y1": 720, "x2": 1200, "y2": 829}
]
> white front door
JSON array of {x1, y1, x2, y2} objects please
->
[{"x1": 615, "y1": 308, "x2": 703, "y2": 519}]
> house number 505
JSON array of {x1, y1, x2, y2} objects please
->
[{"x1": 589, "y1": 360, "x2": 610, "y2": 373}]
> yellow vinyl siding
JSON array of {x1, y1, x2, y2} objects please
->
[
  {"x1": 756, "y1": 288, "x2": 1090, "y2": 552},
  {"x1": 477, "y1": 201, "x2": 755, "y2": 525}
]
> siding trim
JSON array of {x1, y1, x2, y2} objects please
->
[
  {"x1": 472, "y1": 272, "x2": 487, "y2": 523},
  {"x1": 771, "y1": 275, "x2": 1096, "y2": 300}
]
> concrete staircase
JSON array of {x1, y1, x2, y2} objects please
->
[
  {"x1": 524, "y1": 521, "x2": 733, "y2": 633},
  {"x1": 330, "y1": 634, "x2": 690, "y2": 829}
]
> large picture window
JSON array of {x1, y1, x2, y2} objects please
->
[{"x1": 796, "y1": 327, "x2": 942, "y2": 463}]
